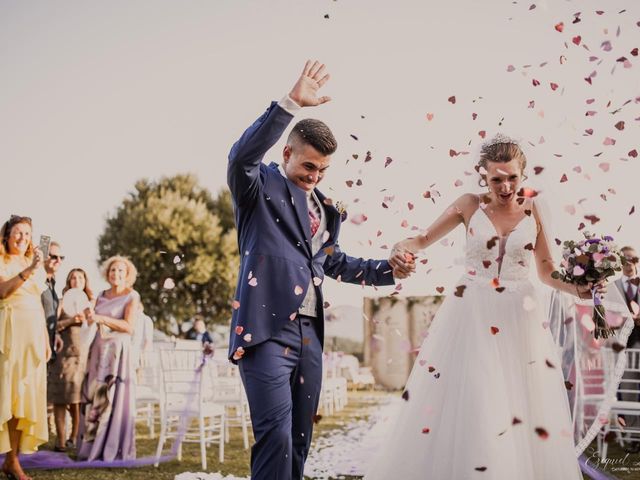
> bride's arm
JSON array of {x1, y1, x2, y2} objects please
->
[
  {"x1": 531, "y1": 204, "x2": 594, "y2": 299},
  {"x1": 389, "y1": 193, "x2": 476, "y2": 276}
]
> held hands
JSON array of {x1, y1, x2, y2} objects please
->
[
  {"x1": 288, "y1": 60, "x2": 331, "y2": 107},
  {"x1": 389, "y1": 241, "x2": 417, "y2": 279}
]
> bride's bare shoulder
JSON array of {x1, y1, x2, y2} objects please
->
[{"x1": 452, "y1": 193, "x2": 481, "y2": 225}]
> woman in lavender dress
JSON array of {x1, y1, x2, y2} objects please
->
[{"x1": 77, "y1": 255, "x2": 140, "y2": 462}]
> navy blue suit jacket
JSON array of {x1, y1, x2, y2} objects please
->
[{"x1": 227, "y1": 102, "x2": 395, "y2": 361}]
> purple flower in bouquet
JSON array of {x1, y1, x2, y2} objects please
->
[{"x1": 552, "y1": 231, "x2": 625, "y2": 339}]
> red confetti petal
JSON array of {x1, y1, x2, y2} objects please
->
[
  {"x1": 572, "y1": 35, "x2": 582, "y2": 45},
  {"x1": 535, "y1": 427, "x2": 549, "y2": 440},
  {"x1": 554, "y1": 22, "x2": 564, "y2": 32},
  {"x1": 448, "y1": 95, "x2": 456, "y2": 104},
  {"x1": 490, "y1": 326, "x2": 500, "y2": 335}
]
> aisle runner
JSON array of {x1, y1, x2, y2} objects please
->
[
  {"x1": 174, "y1": 395, "x2": 400, "y2": 480},
  {"x1": 304, "y1": 396, "x2": 401, "y2": 479}
]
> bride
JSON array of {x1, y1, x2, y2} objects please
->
[{"x1": 368, "y1": 135, "x2": 604, "y2": 479}]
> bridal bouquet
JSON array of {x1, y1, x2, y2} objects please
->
[{"x1": 552, "y1": 231, "x2": 625, "y2": 339}]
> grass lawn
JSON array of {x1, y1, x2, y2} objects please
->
[
  {"x1": 25, "y1": 391, "x2": 640, "y2": 480},
  {"x1": 27, "y1": 390, "x2": 381, "y2": 480}
]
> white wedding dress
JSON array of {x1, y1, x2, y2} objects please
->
[{"x1": 365, "y1": 204, "x2": 582, "y2": 480}]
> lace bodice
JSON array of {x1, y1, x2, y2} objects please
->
[{"x1": 464, "y1": 204, "x2": 538, "y2": 282}]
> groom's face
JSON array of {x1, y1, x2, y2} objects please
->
[{"x1": 282, "y1": 142, "x2": 331, "y2": 192}]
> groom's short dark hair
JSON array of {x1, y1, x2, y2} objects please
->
[{"x1": 288, "y1": 119, "x2": 337, "y2": 156}]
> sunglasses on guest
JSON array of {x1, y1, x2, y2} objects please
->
[{"x1": 49, "y1": 254, "x2": 65, "y2": 261}]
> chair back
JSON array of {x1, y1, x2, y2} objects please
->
[{"x1": 158, "y1": 348, "x2": 206, "y2": 415}]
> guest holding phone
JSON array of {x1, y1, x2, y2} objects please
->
[
  {"x1": 48, "y1": 268, "x2": 95, "y2": 452},
  {"x1": 0, "y1": 215, "x2": 50, "y2": 480}
]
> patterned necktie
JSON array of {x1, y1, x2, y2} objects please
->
[{"x1": 308, "y1": 208, "x2": 320, "y2": 237}]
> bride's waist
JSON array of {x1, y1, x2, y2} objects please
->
[{"x1": 460, "y1": 273, "x2": 533, "y2": 292}]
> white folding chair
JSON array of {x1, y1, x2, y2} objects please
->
[
  {"x1": 135, "y1": 349, "x2": 163, "y2": 438},
  {"x1": 154, "y1": 348, "x2": 225, "y2": 469},
  {"x1": 600, "y1": 348, "x2": 640, "y2": 460},
  {"x1": 204, "y1": 361, "x2": 250, "y2": 450}
]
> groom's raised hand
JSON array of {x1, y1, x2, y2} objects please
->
[{"x1": 288, "y1": 60, "x2": 331, "y2": 107}]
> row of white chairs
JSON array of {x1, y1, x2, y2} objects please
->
[
  {"x1": 136, "y1": 346, "x2": 367, "y2": 468},
  {"x1": 134, "y1": 345, "x2": 250, "y2": 469},
  {"x1": 578, "y1": 347, "x2": 640, "y2": 460}
]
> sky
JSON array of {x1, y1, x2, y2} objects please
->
[{"x1": 1, "y1": 0, "x2": 638, "y2": 319}]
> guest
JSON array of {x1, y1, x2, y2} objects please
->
[
  {"x1": 617, "y1": 246, "x2": 640, "y2": 343},
  {"x1": 48, "y1": 268, "x2": 95, "y2": 452},
  {"x1": 41, "y1": 241, "x2": 64, "y2": 362},
  {"x1": 616, "y1": 246, "x2": 640, "y2": 452},
  {"x1": 185, "y1": 316, "x2": 213, "y2": 345},
  {"x1": 0, "y1": 215, "x2": 49, "y2": 480},
  {"x1": 77, "y1": 255, "x2": 139, "y2": 461}
]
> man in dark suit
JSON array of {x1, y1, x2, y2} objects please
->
[
  {"x1": 41, "y1": 241, "x2": 64, "y2": 362},
  {"x1": 227, "y1": 61, "x2": 405, "y2": 479},
  {"x1": 616, "y1": 245, "x2": 640, "y2": 452}
]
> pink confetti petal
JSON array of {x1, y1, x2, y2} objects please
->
[
  {"x1": 248, "y1": 277, "x2": 258, "y2": 287},
  {"x1": 294, "y1": 285, "x2": 304, "y2": 295}
]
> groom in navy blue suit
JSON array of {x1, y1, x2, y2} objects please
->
[{"x1": 227, "y1": 61, "x2": 398, "y2": 479}]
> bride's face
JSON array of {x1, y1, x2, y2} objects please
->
[{"x1": 485, "y1": 158, "x2": 524, "y2": 206}]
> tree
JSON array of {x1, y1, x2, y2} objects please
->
[{"x1": 98, "y1": 174, "x2": 239, "y2": 333}]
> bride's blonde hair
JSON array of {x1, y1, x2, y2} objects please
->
[{"x1": 476, "y1": 134, "x2": 528, "y2": 186}]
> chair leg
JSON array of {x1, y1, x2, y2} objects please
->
[
  {"x1": 199, "y1": 415, "x2": 207, "y2": 470},
  {"x1": 240, "y1": 404, "x2": 249, "y2": 450},
  {"x1": 154, "y1": 416, "x2": 167, "y2": 467},
  {"x1": 219, "y1": 413, "x2": 225, "y2": 463},
  {"x1": 601, "y1": 424, "x2": 610, "y2": 460}
]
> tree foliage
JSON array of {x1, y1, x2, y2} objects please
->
[{"x1": 98, "y1": 174, "x2": 238, "y2": 333}]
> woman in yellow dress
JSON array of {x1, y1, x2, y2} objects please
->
[{"x1": 0, "y1": 215, "x2": 50, "y2": 480}]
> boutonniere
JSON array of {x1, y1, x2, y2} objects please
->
[
  {"x1": 335, "y1": 201, "x2": 348, "y2": 222},
  {"x1": 323, "y1": 198, "x2": 348, "y2": 222}
]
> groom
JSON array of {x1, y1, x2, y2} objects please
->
[{"x1": 226, "y1": 61, "x2": 404, "y2": 479}]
